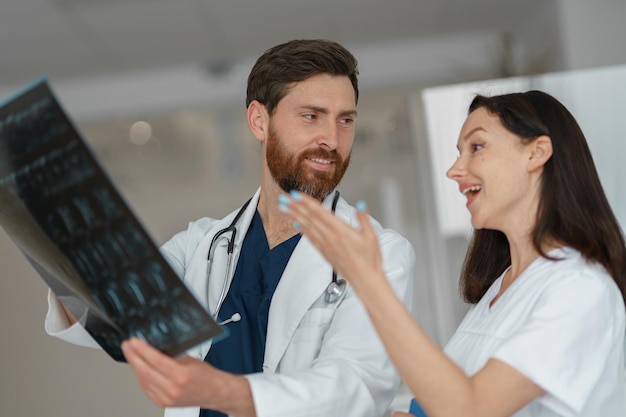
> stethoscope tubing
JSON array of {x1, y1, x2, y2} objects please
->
[
  {"x1": 206, "y1": 198, "x2": 251, "y2": 318},
  {"x1": 206, "y1": 191, "x2": 345, "y2": 320}
]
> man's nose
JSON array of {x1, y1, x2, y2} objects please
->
[{"x1": 316, "y1": 121, "x2": 340, "y2": 150}]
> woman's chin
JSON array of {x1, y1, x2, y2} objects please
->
[{"x1": 470, "y1": 218, "x2": 485, "y2": 230}]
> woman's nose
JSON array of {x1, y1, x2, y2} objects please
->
[{"x1": 446, "y1": 157, "x2": 465, "y2": 180}]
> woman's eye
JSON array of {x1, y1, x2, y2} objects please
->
[{"x1": 472, "y1": 143, "x2": 484, "y2": 152}]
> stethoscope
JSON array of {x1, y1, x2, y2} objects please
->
[
  {"x1": 323, "y1": 191, "x2": 347, "y2": 303},
  {"x1": 206, "y1": 190, "x2": 346, "y2": 324}
]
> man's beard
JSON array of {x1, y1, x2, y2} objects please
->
[{"x1": 266, "y1": 124, "x2": 351, "y2": 200}]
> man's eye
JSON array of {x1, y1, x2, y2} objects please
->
[
  {"x1": 339, "y1": 118, "x2": 354, "y2": 125},
  {"x1": 303, "y1": 114, "x2": 317, "y2": 120}
]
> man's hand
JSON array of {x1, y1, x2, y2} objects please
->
[{"x1": 121, "y1": 337, "x2": 256, "y2": 417}]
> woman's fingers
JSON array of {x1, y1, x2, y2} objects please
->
[
  {"x1": 279, "y1": 191, "x2": 384, "y2": 288},
  {"x1": 283, "y1": 192, "x2": 351, "y2": 248}
]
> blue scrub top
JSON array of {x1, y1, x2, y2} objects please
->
[{"x1": 200, "y1": 210, "x2": 301, "y2": 417}]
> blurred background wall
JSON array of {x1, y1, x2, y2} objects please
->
[{"x1": 1, "y1": 0, "x2": 625, "y2": 416}]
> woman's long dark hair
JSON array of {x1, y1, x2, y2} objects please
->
[{"x1": 460, "y1": 90, "x2": 626, "y2": 305}]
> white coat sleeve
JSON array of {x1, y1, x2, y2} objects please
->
[
  {"x1": 246, "y1": 229, "x2": 415, "y2": 417},
  {"x1": 44, "y1": 289, "x2": 100, "y2": 348}
]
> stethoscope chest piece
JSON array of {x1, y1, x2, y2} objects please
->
[{"x1": 325, "y1": 278, "x2": 346, "y2": 304}]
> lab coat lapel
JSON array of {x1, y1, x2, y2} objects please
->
[
  {"x1": 264, "y1": 237, "x2": 330, "y2": 372},
  {"x1": 263, "y1": 192, "x2": 340, "y2": 372}
]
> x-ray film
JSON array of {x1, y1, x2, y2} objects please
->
[{"x1": 0, "y1": 78, "x2": 223, "y2": 362}]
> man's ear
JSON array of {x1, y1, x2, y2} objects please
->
[
  {"x1": 528, "y1": 135, "x2": 553, "y2": 172},
  {"x1": 247, "y1": 100, "x2": 269, "y2": 142}
]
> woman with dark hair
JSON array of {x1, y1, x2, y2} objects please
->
[{"x1": 280, "y1": 90, "x2": 626, "y2": 417}]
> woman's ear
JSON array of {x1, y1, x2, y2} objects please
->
[
  {"x1": 527, "y1": 135, "x2": 553, "y2": 172},
  {"x1": 247, "y1": 100, "x2": 269, "y2": 142}
]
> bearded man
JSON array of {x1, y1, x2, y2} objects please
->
[{"x1": 45, "y1": 39, "x2": 415, "y2": 417}]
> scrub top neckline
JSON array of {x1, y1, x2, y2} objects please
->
[{"x1": 485, "y1": 246, "x2": 571, "y2": 314}]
